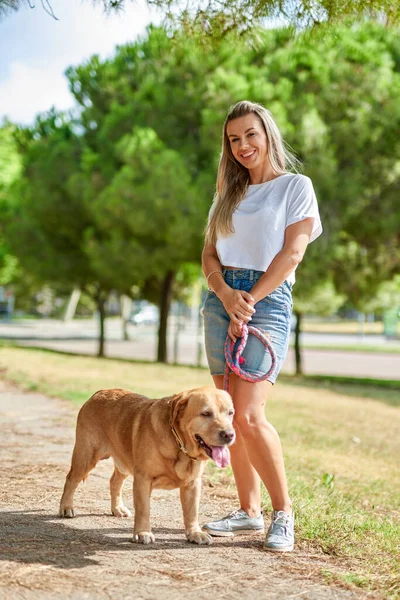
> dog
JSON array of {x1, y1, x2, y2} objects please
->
[{"x1": 59, "y1": 386, "x2": 235, "y2": 545}]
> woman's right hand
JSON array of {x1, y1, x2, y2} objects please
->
[
  {"x1": 228, "y1": 319, "x2": 244, "y2": 342},
  {"x1": 219, "y1": 288, "x2": 255, "y2": 325}
]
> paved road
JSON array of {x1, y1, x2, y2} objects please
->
[{"x1": 1, "y1": 318, "x2": 399, "y2": 380}]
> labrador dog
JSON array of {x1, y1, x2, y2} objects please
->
[{"x1": 59, "y1": 386, "x2": 235, "y2": 545}]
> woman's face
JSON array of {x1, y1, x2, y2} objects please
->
[{"x1": 226, "y1": 113, "x2": 269, "y2": 170}]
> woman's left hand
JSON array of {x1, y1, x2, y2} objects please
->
[{"x1": 228, "y1": 319, "x2": 244, "y2": 342}]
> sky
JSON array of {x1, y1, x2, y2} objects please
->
[{"x1": 0, "y1": 0, "x2": 160, "y2": 125}]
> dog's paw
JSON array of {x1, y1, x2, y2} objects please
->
[
  {"x1": 186, "y1": 530, "x2": 213, "y2": 545},
  {"x1": 112, "y1": 505, "x2": 132, "y2": 518},
  {"x1": 132, "y1": 531, "x2": 155, "y2": 545},
  {"x1": 59, "y1": 507, "x2": 75, "y2": 518}
]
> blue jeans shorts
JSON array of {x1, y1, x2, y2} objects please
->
[{"x1": 203, "y1": 269, "x2": 293, "y2": 384}]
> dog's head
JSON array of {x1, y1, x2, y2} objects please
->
[{"x1": 170, "y1": 386, "x2": 235, "y2": 468}]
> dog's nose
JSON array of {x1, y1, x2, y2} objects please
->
[{"x1": 219, "y1": 430, "x2": 235, "y2": 443}]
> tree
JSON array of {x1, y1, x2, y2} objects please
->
[
  {"x1": 6, "y1": 111, "x2": 115, "y2": 356},
  {"x1": 0, "y1": 123, "x2": 22, "y2": 291},
  {"x1": 83, "y1": 127, "x2": 203, "y2": 362},
  {"x1": 366, "y1": 275, "x2": 400, "y2": 314},
  {"x1": 239, "y1": 22, "x2": 400, "y2": 371},
  {"x1": 4, "y1": 21, "x2": 400, "y2": 372},
  {"x1": 292, "y1": 277, "x2": 345, "y2": 375},
  {"x1": 1, "y1": 0, "x2": 399, "y2": 33},
  {"x1": 65, "y1": 27, "x2": 218, "y2": 362},
  {"x1": 199, "y1": 22, "x2": 400, "y2": 371}
]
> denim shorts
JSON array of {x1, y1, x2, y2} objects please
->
[{"x1": 203, "y1": 269, "x2": 293, "y2": 384}]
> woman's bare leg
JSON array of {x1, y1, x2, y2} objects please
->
[
  {"x1": 231, "y1": 378, "x2": 291, "y2": 513},
  {"x1": 212, "y1": 374, "x2": 261, "y2": 517}
]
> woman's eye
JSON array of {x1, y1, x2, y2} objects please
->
[{"x1": 231, "y1": 133, "x2": 255, "y2": 143}]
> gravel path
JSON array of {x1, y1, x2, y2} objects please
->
[{"x1": 0, "y1": 381, "x2": 362, "y2": 600}]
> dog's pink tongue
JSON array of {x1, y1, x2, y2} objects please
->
[{"x1": 211, "y1": 446, "x2": 230, "y2": 468}]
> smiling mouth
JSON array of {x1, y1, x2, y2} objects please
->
[
  {"x1": 240, "y1": 150, "x2": 256, "y2": 160},
  {"x1": 195, "y1": 434, "x2": 231, "y2": 468}
]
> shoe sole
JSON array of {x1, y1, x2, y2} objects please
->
[
  {"x1": 202, "y1": 528, "x2": 265, "y2": 537},
  {"x1": 263, "y1": 544, "x2": 294, "y2": 552}
]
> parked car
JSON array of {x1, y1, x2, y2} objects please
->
[{"x1": 129, "y1": 304, "x2": 159, "y2": 326}]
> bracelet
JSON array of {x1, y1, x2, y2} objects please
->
[{"x1": 206, "y1": 270, "x2": 223, "y2": 287}]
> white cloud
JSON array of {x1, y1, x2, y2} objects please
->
[
  {"x1": 0, "y1": 62, "x2": 73, "y2": 125},
  {"x1": 38, "y1": 1, "x2": 159, "y2": 66},
  {"x1": 0, "y1": 0, "x2": 159, "y2": 124}
]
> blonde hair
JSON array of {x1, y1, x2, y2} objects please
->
[{"x1": 205, "y1": 101, "x2": 300, "y2": 246}]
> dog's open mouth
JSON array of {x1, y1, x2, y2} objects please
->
[{"x1": 195, "y1": 434, "x2": 230, "y2": 468}]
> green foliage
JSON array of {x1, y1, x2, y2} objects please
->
[
  {"x1": 366, "y1": 275, "x2": 400, "y2": 313},
  {"x1": 293, "y1": 279, "x2": 346, "y2": 316},
  {"x1": 1, "y1": 21, "x2": 400, "y2": 351},
  {"x1": 248, "y1": 21, "x2": 400, "y2": 312},
  {"x1": 322, "y1": 472, "x2": 335, "y2": 489},
  {"x1": 63, "y1": 29, "x2": 219, "y2": 355},
  {"x1": 0, "y1": 123, "x2": 22, "y2": 286},
  {"x1": 66, "y1": 22, "x2": 400, "y2": 311},
  {"x1": 0, "y1": 254, "x2": 18, "y2": 286},
  {"x1": 84, "y1": 126, "x2": 202, "y2": 291},
  {"x1": 2, "y1": 0, "x2": 400, "y2": 35},
  {"x1": 6, "y1": 112, "x2": 94, "y2": 289},
  {"x1": 0, "y1": 124, "x2": 21, "y2": 192},
  {"x1": 174, "y1": 263, "x2": 203, "y2": 303}
]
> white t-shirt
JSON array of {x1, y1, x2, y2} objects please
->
[{"x1": 213, "y1": 173, "x2": 322, "y2": 285}]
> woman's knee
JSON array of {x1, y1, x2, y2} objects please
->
[{"x1": 234, "y1": 410, "x2": 270, "y2": 435}]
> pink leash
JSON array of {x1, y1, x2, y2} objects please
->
[{"x1": 223, "y1": 323, "x2": 277, "y2": 392}]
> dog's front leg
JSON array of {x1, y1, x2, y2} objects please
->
[
  {"x1": 180, "y1": 478, "x2": 212, "y2": 545},
  {"x1": 132, "y1": 472, "x2": 155, "y2": 544}
]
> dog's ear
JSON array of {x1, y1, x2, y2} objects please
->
[{"x1": 170, "y1": 390, "x2": 190, "y2": 423}]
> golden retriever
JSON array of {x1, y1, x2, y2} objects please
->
[{"x1": 59, "y1": 386, "x2": 235, "y2": 545}]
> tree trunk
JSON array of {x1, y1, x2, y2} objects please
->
[
  {"x1": 97, "y1": 295, "x2": 106, "y2": 358},
  {"x1": 157, "y1": 270, "x2": 175, "y2": 363},
  {"x1": 173, "y1": 301, "x2": 182, "y2": 365},
  {"x1": 294, "y1": 310, "x2": 302, "y2": 376},
  {"x1": 63, "y1": 288, "x2": 81, "y2": 322},
  {"x1": 120, "y1": 294, "x2": 132, "y2": 341}
]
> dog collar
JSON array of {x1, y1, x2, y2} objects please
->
[{"x1": 169, "y1": 409, "x2": 199, "y2": 461}]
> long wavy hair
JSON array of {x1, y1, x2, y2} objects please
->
[{"x1": 205, "y1": 101, "x2": 300, "y2": 246}]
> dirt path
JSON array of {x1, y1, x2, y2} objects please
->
[{"x1": 0, "y1": 381, "x2": 361, "y2": 600}]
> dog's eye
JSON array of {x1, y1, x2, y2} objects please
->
[
  {"x1": 228, "y1": 410, "x2": 234, "y2": 417},
  {"x1": 201, "y1": 411, "x2": 212, "y2": 417}
]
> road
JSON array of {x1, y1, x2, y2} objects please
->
[{"x1": 1, "y1": 318, "x2": 399, "y2": 380}]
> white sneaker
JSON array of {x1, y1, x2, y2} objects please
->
[
  {"x1": 264, "y1": 510, "x2": 294, "y2": 552},
  {"x1": 202, "y1": 509, "x2": 264, "y2": 537}
]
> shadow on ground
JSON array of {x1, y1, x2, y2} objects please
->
[{"x1": 0, "y1": 509, "x2": 262, "y2": 570}]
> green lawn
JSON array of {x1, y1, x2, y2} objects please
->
[
  {"x1": 292, "y1": 343, "x2": 400, "y2": 354},
  {"x1": 301, "y1": 319, "x2": 398, "y2": 336},
  {"x1": 0, "y1": 345, "x2": 399, "y2": 599}
]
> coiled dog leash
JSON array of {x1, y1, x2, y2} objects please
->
[{"x1": 223, "y1": 323, "x2": 277, "y2": 392}]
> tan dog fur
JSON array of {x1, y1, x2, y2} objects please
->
[{"x1": 59, "y1": 386, "x2": 235, "y2": 545}]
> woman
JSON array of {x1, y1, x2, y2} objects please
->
[{"x1": 201, "y1": 100, "x2": 322, "y2": 552}]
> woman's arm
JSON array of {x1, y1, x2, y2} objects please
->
[
  {"x1": 201, "y1": 243, "x2": 255, "y2": 323},
  {"x1": 250, "y1": 218, "x2": 315, "y2": 303},
  {"x1": 201, "y1": 242, "x2": 227, "y2": 295}
]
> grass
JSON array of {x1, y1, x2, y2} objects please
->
[
  {"x1": 0, "y1": 344, "x2": 399, "y2": 599},
  {"x1": 292, "y1": 344, "x2": 400, "y2": 354},
  {"x1": 279, "y1": 374, "x2": 400, "y2": 407},
  {"x1": 301, "y1": 320, "x2": 397, "y2": 335}
]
